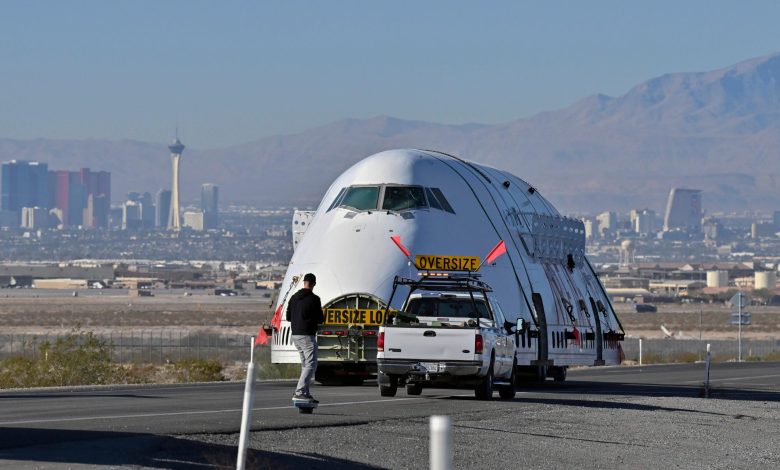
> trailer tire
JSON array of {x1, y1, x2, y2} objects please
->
[
  {"x1": 406, "y1": 383, "x2": 423, "y2": 396},
  {"x1": 474, "y1": 356, "x2": 495, "y2": 400},
  {"x1": 551, "y1": 366, "x2": 567, "y2": 383}
]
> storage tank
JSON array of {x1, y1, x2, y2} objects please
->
[
  {"x1": 706, "y1": 270, "x2": 728, "y2": 288},
  {"x1": 754, "y1": 271, "x2": 777, "y2": 291}
]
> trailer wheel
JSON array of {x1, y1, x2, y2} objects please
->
[
  {"x1": 406, "y1": 383, "x2": 423, "y2": 396},
  {"x1": 474, "y1": 357, "x2": 494, "y2": 400},
  {"x1": 551, "y1": 366, "x2": 567, "y2": 383},
  {"x1": 379, "y1": 376, "x2": 398, "y2": 397}
]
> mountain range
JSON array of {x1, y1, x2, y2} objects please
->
[{"x1": 3, "y1": 52, "x2": 780, "y2": 213}]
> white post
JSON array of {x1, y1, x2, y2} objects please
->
[
  {"x1": 430, "y1": 415, "x2": 452, "y2": 470},
  {"x1": 237, "y1": 337, "x2": 257, "y2": 470},
  {"x1": 639, "y1": 338, "x2": 643, "y2": 366},
  {"x1": 703, "y1": 343, "x2": 711, "y2": 398},
  {"x1": 738, "y1": 297, "x2": 742, "y2": 362}
]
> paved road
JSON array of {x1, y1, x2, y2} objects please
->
[{"x1": 0, "y1": 362, "x2": 778, "y2": 469}]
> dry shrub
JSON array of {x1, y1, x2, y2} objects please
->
[{"x1": 172, "y1": 359, "x2": 225, "y2": 382}]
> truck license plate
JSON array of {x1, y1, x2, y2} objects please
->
[{"x1": 421, "y1": 362, "x2": 441, "y2": 373}]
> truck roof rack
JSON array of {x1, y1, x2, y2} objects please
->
[{"x1": 392, "y1": 274, "x2": 493, "y2": 293}]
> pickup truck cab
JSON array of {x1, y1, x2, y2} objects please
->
[{"x1": 377, "y1": 275, "x2": 522, "y2": 400}]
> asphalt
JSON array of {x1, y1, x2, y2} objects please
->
[{"x1": 0, "y1": 362, "x2": 778, "y2": 469}]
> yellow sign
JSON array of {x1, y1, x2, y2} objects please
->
[
  {"x1": 324, "y1": 308, "x2": 388, "y2": 326},
  {"x1": 414, "y1": 255, "x2": 480, "y2": 272}
]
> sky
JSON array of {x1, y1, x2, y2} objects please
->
[{"x1": 1, "y1": 0, "x2": 779, "y2": 149}]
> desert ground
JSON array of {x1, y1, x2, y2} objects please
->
[{"x1": 1, "y1": 288, "x2": 778, "y2": 340}]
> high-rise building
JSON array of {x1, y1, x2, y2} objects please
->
[
  {"x1": 201, "y1": 183, "x2": 219, "y2": 229},
  {"x1": 21, "y1": 207, "x2": 49, "y2": 230},
  {"x1": 139, "y1": 192, "x2": 155, "y2": 229},
  {"x1": 50, "y1": 168, "x2": 110, "y2": 228},
  {"x1": 183, "y1": 211, "x2": 204, "y2": 231},
  {"x1": 155, "y1": 189, "x2": 171, "y2": 228},
  {"x1": 122, "y1": 201, "x2": 142, "y2": 230},
  {"x1": 596, "y1": 211, "x2": 617, "y2": 238},
  {"x1": 167, "y1": 136, "x2": 185, "y2": 230},
  {"x1": 663, "y1": 188, "x2": 702, "y2": 232},
  {"x1": 0, "y1": 160, "x2": 49, "y2": 226},
  {"x1": 631, "y1": 209, "x2": 656, "y2": 236}
]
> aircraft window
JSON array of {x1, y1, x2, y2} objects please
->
[
  {"x1": 382, "y1": 186, "x2": 427, "y2": 211},
  {"x1": 327, "y1": 187, "x2": 347, "y2": 212},
  {"x1": 430, "y1": 188, "x2": 455, "y2": 214},
  {"x1": 340, "y1": 186, "x2": 380, "y2": 211},
  {"x1": 425, "y1": 188, "x2": 443, "y2": 210}
]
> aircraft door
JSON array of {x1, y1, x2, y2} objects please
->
[
  {"x1": 589, "y1": 296, "x2": 604, "y2": 365},
  {"x1": 531, "y1": 293, "x2": 548, "y2": 364}
]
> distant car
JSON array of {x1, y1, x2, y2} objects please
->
[{"x1": 634, "y1": 303, "x2": 657, "y2": 313}]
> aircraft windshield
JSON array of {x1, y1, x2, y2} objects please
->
[
  {"x1": 340, "y1": 186, "x2": 380, "y2": 211},
  {"x1": 406, "y1": 297, "x2": 490, "y2": 319},
  {"x1": 382, "y1": 186, "x2": 427, "y2": 211}
]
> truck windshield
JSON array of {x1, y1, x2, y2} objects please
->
[{"x1": 406, "y1": 297, "x2": 490, "y2": 319}]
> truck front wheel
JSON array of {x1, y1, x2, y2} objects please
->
[
  {"x1": 474, "y1": 358, "x2": 494, "y2": 400},
  {"x1": 379, "y1": 375, "x2": 398, "y2": 397},
  {"x1": 406, "y1": 383, "x2": 423, "y2": 396}
]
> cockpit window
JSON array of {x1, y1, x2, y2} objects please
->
[
  {"x1": 326, "y1": 187, "x2": 347, "y2": 212},
  {"x1": 382, "y1": 186, "x2": 427, "y2": 211},
  {"x1": 340, "y1": 186, "x2": 380, "y2": 211},
  {"x1": 425, "y1": 188, "x2": 443, "y2": 210},
  {"x1": 430, "y1": 188, "x2": 455, "y2": 214}
]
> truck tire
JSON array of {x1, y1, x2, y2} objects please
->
[
  {"x1": 379, "y1": 376, "x2": 398, "y2": 397},
  {"x1": 406, "y1": 383, "x2": 423, "y2": 396},
  {"x1": 498, "y1": 361, "x2": 517, "y2": 400},
  {"x1": 474, "y1": 357, "x2": 494, "y2": 400}
]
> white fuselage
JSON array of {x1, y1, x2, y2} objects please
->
[{"x1": 272, "y1": 149, "x2": 624, "y2": 367}]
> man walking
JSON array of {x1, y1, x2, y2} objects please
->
[{"x1": 286, "y1": 273, "x2": 324, "y2": 401}]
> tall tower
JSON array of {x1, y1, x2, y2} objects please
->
[{"x1": 167, "y1": 135, "x2": 185, "y2": 230}]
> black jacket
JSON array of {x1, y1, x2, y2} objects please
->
[{"x1": 286, "y1": 288, "x2": 324, "y2": 335}]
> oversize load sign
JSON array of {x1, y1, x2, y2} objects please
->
[
  {"x1": 415, "y1": 255, "x2": 480, "y2": 272},
  {"x1": 324, "y1": 309, "x2": 387, "y2": 325}
]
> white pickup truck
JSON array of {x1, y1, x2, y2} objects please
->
[{"x1": 376, "y1": 275, "x2": 523, "y2": 400}]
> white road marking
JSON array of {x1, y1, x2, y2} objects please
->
[
  {"x1": 681, "y1": 373, "x2": 780, "y2": 384},
  {"x1": 0, "y1": 394, "x2": 470, "y2": 426}
]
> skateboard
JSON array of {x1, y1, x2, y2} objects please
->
[{"x1": 292, "y1": 397, "x2": 318, "y2": 414}]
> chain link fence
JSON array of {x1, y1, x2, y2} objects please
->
[
  {"x1": 0, "y1": 332, "x2": 252, "y2": 364},
  {"x1": 621, "y1": 337, "x2": 780, "y2": 363},
  {"x1": 3, "y1": 333, "x2": 778, "y2": 365}
]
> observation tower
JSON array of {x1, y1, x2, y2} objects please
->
[{"x1": 167, "y1": 135, "x2": 185, "y2": 230}]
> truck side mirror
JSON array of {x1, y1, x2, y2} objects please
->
[{"x1": 503, "y1": 320, "x2": 514, "y2": 334}]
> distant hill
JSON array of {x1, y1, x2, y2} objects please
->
[{"x1": 2, "y1": 52, "x2": 780, "y2": 213}]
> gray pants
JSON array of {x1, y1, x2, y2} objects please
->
[{"x1": 292, "y1": 335, "x2": 317, "y2": 396}]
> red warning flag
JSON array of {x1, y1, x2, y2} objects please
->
[
  {"x1": 390, "y1": 235, "x2": 412, "y2": 258},
  {"x1": 254, "y1": 303, "x2": 284, "y2": 346},
  {"x1": 484, "y1": 240, "x2": 507, "y2": 265},
  {"x1": 255, "y1": 326, "x2": 271, "y2": 346},
  {"x1": 271, "y1": 303, "x2": 283, "y2": 330},
  {"x1": 572, "y1": 327, "x2": 581, "y2": 346}
]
